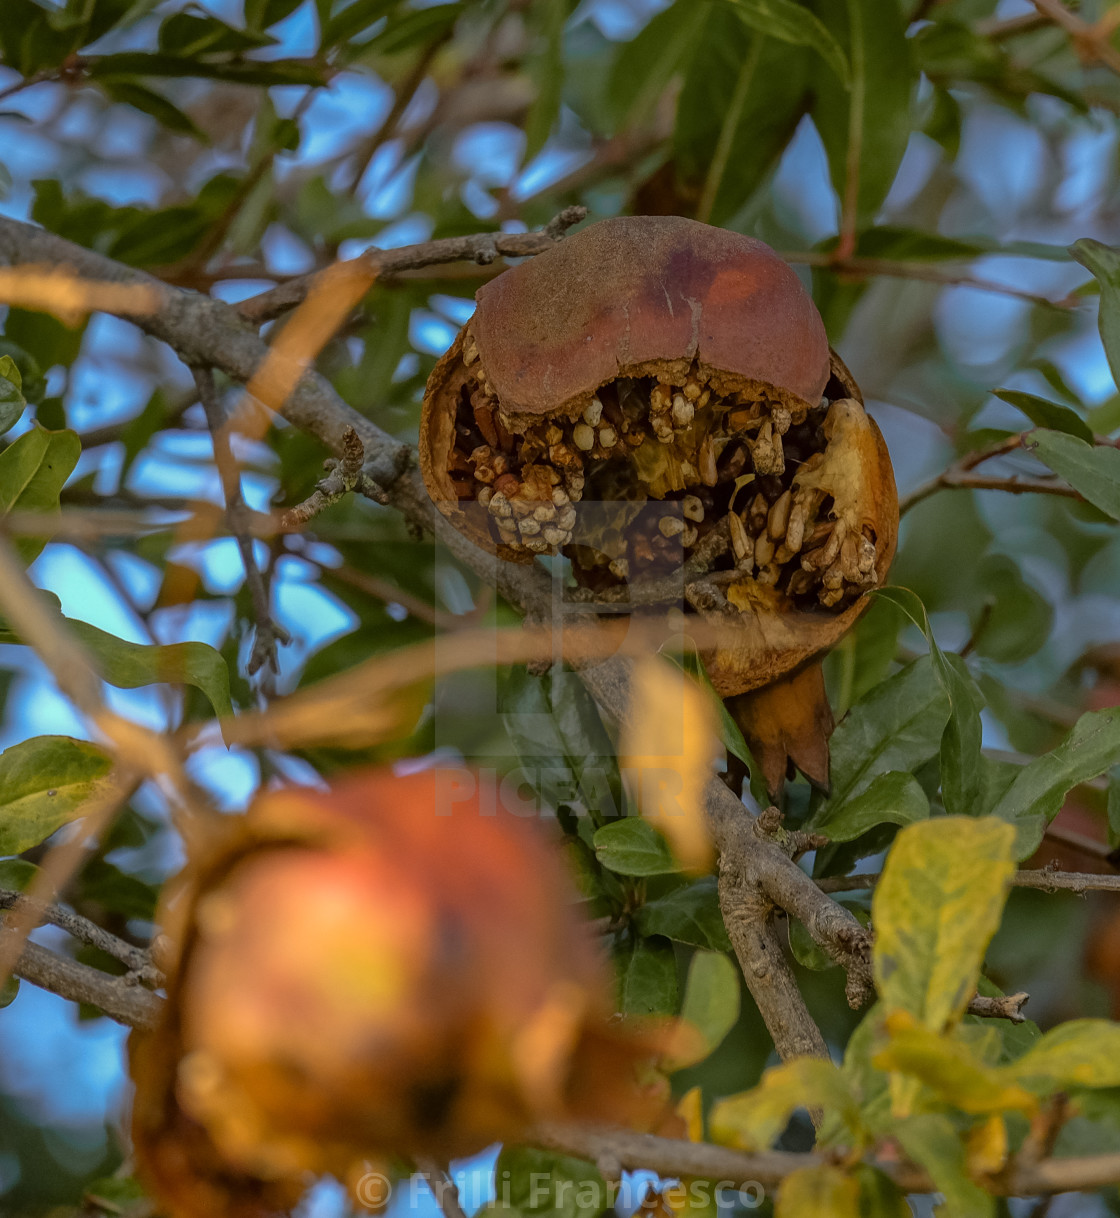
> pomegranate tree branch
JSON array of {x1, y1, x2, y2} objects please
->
[
  {"x1": 783, "y1": 251, "x2": 1079, "y2": 310},
  {"x1": 0, "y1": 212, "x2": 862, "y2": 1062},
  {"x1": 0, "y1": 888, "x2": 159, "y2": 981},
  {"x1": 191, "y1": 363, "x2": 290, "y2": 680},
  {"x1": 7, "y1": 938, "x2": 162, "y2": 1030},
  {"x1": 534, "y1": 1122, "x2": 1120, "y2": 1198},
  {"x1": 236, "y1": 205, "x2": 589, "y2": 324},
  {"x1": 900, "y1": 432, "x2": 1084, "y2": 514}
]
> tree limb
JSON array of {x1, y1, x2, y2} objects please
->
[
  {"x1": 0, "y1": 212, "x2": 873, "y2": 1062},
  {"x1": 535, "y1": 1121, "x2": 1120, "y2": 1199},
  {"x1": 0, "y1": 888, "x2": 160, "y2": 982},
  {"x1": 7, "y1": 938, "x2": 161, "y2": 1030}
]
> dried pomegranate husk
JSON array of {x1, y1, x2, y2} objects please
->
[
  {"x1": 420, "y1": 216, "x2": 898, "y2": 796},
  {"x1": 130, "y1": 769, "x2": 669, "y2": 1218}
]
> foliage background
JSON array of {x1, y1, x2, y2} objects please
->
[{"x1": 2, "y1": 0, "x2": 1120, "y2": 1212}]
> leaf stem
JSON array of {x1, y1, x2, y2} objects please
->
[{"x1": 697, "y1": 36, "x2": 765, "y2": 225}]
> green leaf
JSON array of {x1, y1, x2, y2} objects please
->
[
  {"x1": 89, "y1": 51, "x2": 324, "y2": 86},
  {"x1": 970, "y1": 554, "x2": 1053, "y2": 665},
  {"x1": 323, "y1": 0, "x2": 401, "y2": 48},
  {"x1": 0, "y1": 976, "x2": 17, "y2": 1009},
  {"x1": 775, "y1": 1165, "x2": 860, "y2": 1218},
  {"x1": 853, "y1": 1166, "x2": 911, "y2": 1218},
  {"x1": 68, "y1": 620, "x2": 234, "y2": 719},
  {"x1": 807, "y1": 655, "x2": 949, "y2": 835},
  {"x1": 1028, "y1": 429, "x2": 1120, "y2": 520},
  {"x1": 669, "y1": 949, "x2": 740, "y2": 1068},
  {"x1": 809, "y1": 770, "x2": 928, "y2": 843},
  {"x1": 988, "y1": 707, "x2": 1120, "y2": 858},
  {"x1": 873, "y1": 1017, "x2": 1036, "y2": 1114},
  {"x1": 607, "y1": 0, "x2": 705, "y2": 129},
  {"x1": 678, "y1": 13, "x2": 810, "y2": 226},
  {"x1": 0, "y1": 859, "x2": 39, "y2": 891},
  {"x1": 0, "y1": 736, "x2": 114, "y2": 856},
  {"x1": 0, "y1": 424, "x2": 81, "y2": 564},
  {"x1": 1007, "y1": 1019, "x2": 1120, "y2": 1092},
  {"x1": 724, "y1": 0, "x2": 849, "y2": 85},
  {"x1": 500, "y1": 667, "x2": 621, "y2": 820},
  {"x1": 157, "y1": 10, "x2": 276, "y2": 55},
  {"x1": 993, "y1": 389, "x2": 1093, "y2": 443},
  {"x1": 1108, "y1": 771, "x2": 1120, "y2": 852},
  {"x1": 359, "y1": 3, "x2": 462, "y2": 56},
  {"x1": 244, "y1": 0, "x2": 305, "y2": 28},
  {"x1": 873, "y1": 588, "x2": 984, "y2": 823},
  {"x1": 99, "y1": 78, "x2": 206, "y2": 139},
  {"x1": 83, "y1": 1176, "x2": 148, "y2": 1214},
  {"x1": 634, "y1": 877, "x2": 732, "y2": 951},
  {"x1": 849, "y1": 226, "x2": 984, "y2": 261},
  {"x1": 522, "y1": 0, "x2": 565, "y2": 162},
  {"x1": 710, "y1": 1057, "x2": 861, "y2": 1150},
  {"x1": 894, "y1": 1114, "x2": 995, "y2": 1218},
  {"x1": 496, "y1": 1148, "x2": 608, "y2": 1218},
  {"x1": 0, "y1": 597, "x2": 233, "y2": 720},
  {"x1": 616, "y1": 940, "x2": 679, "y2": 1016},
  {"x1": 594, "y1": 817, "x2": 678, "y2": 876},
  {"x1": 809, "y1": 0, "x2": 915, "y2": 230},
  {"x1": 873, "y1": 817, "x2": 1015, "y2": 1032},
  {"x1": 1070, "y1": 238, "x2": 1120, "y2": 392},
  {"x1": 0, "y1": 355, "x2": 26, "y2": 437}
]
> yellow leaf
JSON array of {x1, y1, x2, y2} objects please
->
[
  {"x1": 709, "y1": 1057, "x2": 860, "y2": 1151},
  {"x1": 873, "y1": 818, "x2": 1015, "y2": 1032},
  {"x1": 619, "y1": 658, "x2": 718, "y2": 874},
  {"x1": 676, "y1": 1086, "x2": 704, "y2": 1143},
  {"x1": 966, "y1": 1114, "x2": 1008, "y2": 1178},
  {"x1": 873, "y1": 1012, "x2": 1036, "y2": 1117},
  {"x1": 1005, "y1": 1018, "x2": 1120, "y2": 1090},
  {"x1": 776, "y1": 1165, "x2": 860, "y2": 1218}
]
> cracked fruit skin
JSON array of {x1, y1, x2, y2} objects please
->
[
  {"x1": 130, "y1": 768, "x2": 669, "y2": 1218},
  {"x1": 420, "y1": 216, "x2": 897, "y2": 796}
]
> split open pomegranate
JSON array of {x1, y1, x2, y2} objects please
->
[{"x1": 421, "y1": 216, "x2": 898, "y2": 794}]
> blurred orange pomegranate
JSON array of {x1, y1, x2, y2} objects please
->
[{"x1": 131, "y1": 768, "x2": 670, "y2": 1218}]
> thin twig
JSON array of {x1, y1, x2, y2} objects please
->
[
  {"x1": 968, "y1": 991, "x2": 1031, "y2": 1022},
  {"x1": 0, "y1": 888, "x2": 161, "y2": 983},
  {"x1": 783, "y1": 250, "x2": 1079, "y2": 310},
  {"x1": 413, "y1": 1159, "x2": 468, "y2": 1218},
  {"x1": 236, "y1": 205, "x2": 588, "y2": 324},
  {"x1": 1029, "y1": 0, "x2": 1120, "y2": 73},
  {"x1": 346, "y1": 37, "x2": 449, "y2": 195},
  {"x1": 900, "y1": 432, "x2": 1085, "y2": 514},
  {"x1": 0, "y1": 70, "x2": 53, "y2": 104},
  {"x1": 191, "y1": 364, "x2": 290, "y2": 680},
  {"x1": 976, "y1": 11, "x2": 1051, "y2": 38},
  {"x1": 534, "y1": 1122, "x2": 1120, "y2": 1198},
  {"x1": 280, "y1": 425, "x2": 387, "y2": 527},
  {"x1": 820, "y1": 865, "x2": 1120, "y2": 894}
]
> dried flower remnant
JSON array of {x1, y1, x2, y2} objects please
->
[
  {"x1": 130, "y1": 769, "x2": 671, "y2": 1218},
  {"x1": 420, "y1": 217, "x2": 897, "y2": 795}
]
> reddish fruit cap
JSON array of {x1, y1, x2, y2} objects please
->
[{"x1": 471, "y1": 215, "x2": 830, "y2": 416}]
